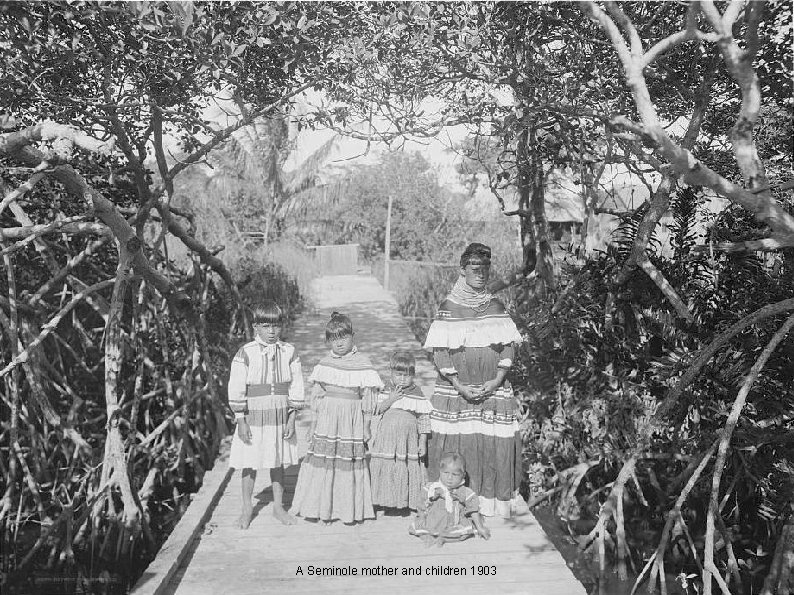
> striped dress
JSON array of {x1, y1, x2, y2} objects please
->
[
  {"x1": 369, "y1": 384, "x2": 433, "y2": 510},
  {"x1": 228, "y1": 339, "x2": 304, "y2": 470},
  {"x1": 289, "y1": 348, "x2": 383, "y2": 523},
  {"x1": 423, "y1": 298, "x2": 523, "y2": 517}
]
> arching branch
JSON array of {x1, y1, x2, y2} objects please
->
[
  {"x1": 703, "y1": 313, "x2": 794, "y2": 595},
  {"x1": 661, "y1": 297, "x2": 794, "y2": 418},
  {"x1": 0, "y1": 279, "x2": 115, "y2": 379},
  {"x1": 0, "y1": 130, "x2": 197, "y2": 322}
]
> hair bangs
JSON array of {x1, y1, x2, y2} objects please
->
[
  {"x1": 389, "y1": 350, "x2": 416, "y2": 374},
  {"x1": 251, "y1": 301, "x2": 283, "y2": 325},
  {"x1": 325, "y1": 311, "x2": 353, "y2": 340}
]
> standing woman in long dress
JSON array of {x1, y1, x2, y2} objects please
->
[{"x1": 423, "y1": 242, "x2": 524, "y2": 518}]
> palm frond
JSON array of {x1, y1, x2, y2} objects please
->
[{"x1": 281, "y1": 134, "x2": 342, "y2": 197}]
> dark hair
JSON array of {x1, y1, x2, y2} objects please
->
[
  {"x1": 460, "y1": 242, "x2": 491, "y2": 267},
  {"x1": 325, "y1": 311, "x2": 353, "y2": 341},
  {"x1": 251, "y1": 301, "x2": 284, "y2": 325},
  {"x1": 439, "y1": 452, "x2": 467, "y2": 473},
  {"x1": 389, "y1": 350, "x2": 416, "y2": 375}
]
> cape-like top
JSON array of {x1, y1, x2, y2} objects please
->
[
  {"x1": 423, "y1": 299, "x2": 522, "y2": 350},
  {"x1": 385, "y1": 383, "x2": 434, "y2": 414},
  {"x1": 309, "y1": 347, "x2": 384, "y2": 389}
]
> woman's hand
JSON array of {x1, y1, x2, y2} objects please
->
[
  {"x1": 480, "y1": 378, "x2": 502, "y2": 396},
  {"x1": 237, "y1": 418, "x2": 252, "y2": 444},
  {"x1": 456, "y1": 384, "x2": 485, "y2": 403}
]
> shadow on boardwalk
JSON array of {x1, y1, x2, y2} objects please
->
[{"x1": 141, "y1": 275, "x2": 586, "y2": 595}]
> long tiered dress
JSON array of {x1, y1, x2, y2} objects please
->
[
  {"x1": 228, "y1": 339, "x2": 304, "y2": 470},
  {"x1": 424, "y1": 298, "x2": 523, "y2": 517},
  {"x1": 369, "y1": 384, "x2": 433, "y2": 510},
  {"x1": 289, "y1": 348, "x2": 383, "y2": 523}
]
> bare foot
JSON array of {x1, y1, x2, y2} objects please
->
[
  {"x1": 322, "y1": 519, "x2": 333, "y2": 528},
  {"x1": 273, "y1": 506, "x2": 297, "y2": 526},
  {"x1": 237, "y1": 504, "x2": 253, "y2": 530}
]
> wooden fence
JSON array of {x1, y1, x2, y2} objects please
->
[{"x1": 306, "y1": 243, "x2": 360, "y2": 275}]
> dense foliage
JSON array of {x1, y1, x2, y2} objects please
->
[
  {"x1": 514, "y1": 197, "x2": 793, "y2": 592},
  {"x1": 0, "y1": 1, "x2": 337, "y2": 592}
]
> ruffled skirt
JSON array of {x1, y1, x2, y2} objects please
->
[
  {"x1": 289, "y1": 396, "x2": 374, "y2": 523},
  {"x1": 369, "y1": 408, "x2": 424, "y2": 510},
  {"x1": 428, "y1": 383, "x2": 522, "y2": 517}
]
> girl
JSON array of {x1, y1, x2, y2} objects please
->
[
  {"x1": 228, "y1": 301, "x2": 304, "y2": 529},
  {"x1": 409, "y1": 452, "x2": 491, "y2": 546},
  {"x1": 289, "y1": 312, "x2": 383, "y2": 524},
  {"x1": 370, "y1": 351, "x2": 433, "y2": 512}
]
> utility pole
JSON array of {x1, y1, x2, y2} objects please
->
[{"x1": 384, "y1": 194, "x2": 393, "y2": 290}]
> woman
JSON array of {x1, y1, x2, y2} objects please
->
[{"x1": 423, "y1": 242, "x2": 523, "y2": 517}]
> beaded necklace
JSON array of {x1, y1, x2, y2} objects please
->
[{"x1": 448, "y1": 275, "x2": 493, "y2": 313}]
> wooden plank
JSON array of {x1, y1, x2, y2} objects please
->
[{"x1": 130, "y1": 437, "x2": 233, "y2": 595}]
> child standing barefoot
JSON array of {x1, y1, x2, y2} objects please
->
[
  {"x1": 289, "y1": 312, "x2": 383, "y2": 524},
  {"x1": 370, "y1": 351, "x2": 433, "y2": 512},
  {"x1": 228, "y1": 301, "x2": 304, "y2": 529},
  {"x1": 409, "y1": 452, "x2": 491, "y2": 546}
]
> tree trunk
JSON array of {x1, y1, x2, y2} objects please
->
[
  {"x1": 99, "y1": 242, "x2": 141, "y2": 531},
  {"x1": 762, "y1": 515, "x2": 794, "y2": 595},
  {"x1": 516, "y1": 125, "x2": 537, "y2": 277},
  {"x1": 527, "y1": 126, "x2": 557, "y2": 292},
  {"x1": 580, "y1": 163, "x2": 596, "y2": 257}
]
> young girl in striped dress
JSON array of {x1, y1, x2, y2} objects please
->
[
  {"x1": 369, "y1": 351, "x2": 433, "y2": 512},
  {"x1": 228, "y1": 301, "x2": 304, "y2": 529},
  {"x1": 289, "y1": 312, "x2": 383, "y2": 524}
]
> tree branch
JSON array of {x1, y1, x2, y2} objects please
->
[
  {"x1": 703, "y1": 312, "x2": 794, "y2": 595},
  {"x1": 0, "y1": 280, "x2": 115, "y2": 379},
  {"x1": 638, "y1": 256, "x2": 694, "y2": 321},
  {"x1": 716, "y1": 234, "x2": 794, "y2": 253},
  {"x1": 608, "y1": 116, "x2": 794, "y2": 236},
  {"x1": 661, "y1": 297, "x2": 794, "y2": 416},
  {"x1": 0, "y1": 219, "x2": 109, "y2": 247},
  {"x1": 0, "y1": 169, "x2": 48, "y2": 218},
  {"x1": 167, "y1": 80, "x2": 316, "y2": 180},
  {"x1": 0, "y1": 121, "x2": 115, "y2": 157},
  {"x1": 641, "y1": 3, "x2": 709, "y2": 68},
  {"x1": 0, "y1": 133, "x2": 197, "y2": 322},
  {"x1": 30, "y1": 237, "x2": 111, "y2": 304},
  {"x1": 604, "y1": 1, "x2": 643, "y2": 56}
]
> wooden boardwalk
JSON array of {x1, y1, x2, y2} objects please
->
[{"x1": 137, "y1": 275, "x2": 586, "y2": 595}]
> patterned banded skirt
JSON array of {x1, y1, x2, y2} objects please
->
[
  {"x1": 369, "y1": 408, "x2": 424, "y2": 510},
  {"x1": 289, "y1": 396, "x2": 374, "y2": 523},
  {"x1": 229, "y1": 393, "x2": 298, "y2": 470},
  {"x1": 428, "y1": 383, "x2": 522, "y2": 517}
]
